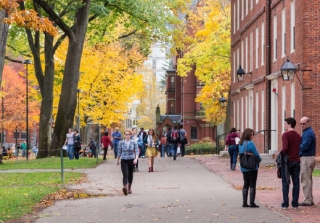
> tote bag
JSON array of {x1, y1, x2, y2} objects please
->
[{"x1": 240, "y1": 141, "x2": 258, "y2": 169}]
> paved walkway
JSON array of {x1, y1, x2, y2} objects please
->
[
  {"x1": 195, "y1": 156, "x2": 320, "y2": 223},
  {"x1": 27, "y1": 156, "x2": 288, "y2": 223}
]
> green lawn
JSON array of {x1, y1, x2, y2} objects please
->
[
  {"x1": 0, "y1": 172, "x2": 83, "y2": 222},
  {"x1": 0, "y1": 156, "x2": 105, "y2": 170},
  {"x1": 313, "y1": 169, "x2": 320, "y2": 177}
]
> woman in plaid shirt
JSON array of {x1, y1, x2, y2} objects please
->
[{"x1": 117, "y1": 129, "x2": 139, "y2": 195}]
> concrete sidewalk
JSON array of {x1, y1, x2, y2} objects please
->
[{"x1": 195, "y1": 156, "x2": 320, "y2": 223}]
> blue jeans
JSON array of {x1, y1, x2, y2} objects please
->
[
  {"x1": 113, "y1": 142, "x2": 119, "y2": 158},
  {"x1": 67, "y1": 144, "x2": 74, "y2": 160},
  {"x1": 228, "y1": 145, "x2": 238, "y2": 165},
  {"x1": 169, "y1": 144, "x2": 178, "y2": 157},
  {"x1": 281, "y1": 161, "x2": 300, "y2": 208},
  {"x1": 161, "y1": 145, "x2": 166, "y2": 157},
  {"x1": 139, "y1": 144, "x2": 146, "y2": 157}
]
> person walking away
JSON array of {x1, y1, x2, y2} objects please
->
[
  {"x1": 74, "y1": 130, "x2": 81, "y2": 159},
  {"x1": 225, "y1": 128, "x2": 240, "y2": 170},
  {"x1": 88, "y1": 137, "x2": 97, "y2": 158},
  {"x1": 112, "y1": 127, "x2": 122, "y2": 158},
  {"x1": 299, "y1": 116, "x2": 316, "y2": 206},
  {"x1": 280, "y1": 117, "x2": 301, "y2": 209},
  {"x1": 179, "y1": 125, "x2": 187, "y2": 157},
  {"x1": 21, "y1": 141, "x2": 27, "y2": 157},
  {"x1": 117, "y1": 129, "x2": 139, "y2": 195},
  {"x1": 160, "y1": 133, "x2": 167, "y2": 157},
  {"x1": 138, "y1": 127, "x2": 147, "y2": 158},
  {"x1": 131, "y1": 127, "x2": 140, "y2": 172},
  {"x1": 167, "y1": 125, "x2": 180, "y2": 160},
  {"x1": 64, "y1": 128, "x2": 75, "y2": 160},
  {"x1": 144, "y1": 128, "x2": 159, "y2": 172},
  {"x1": 101, "y1": 132, "x2": 112, "y2": 160},
  {"x1": 238, "y1": 128, "x2": 261, "y2": 208}
]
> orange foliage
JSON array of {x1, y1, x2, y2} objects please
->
[
  {"x1": 0, "y1": 0, "x2": 57, "y2": 36},
  {"x1": 1, "y1": 65, "x2": 40, "y2": 133}
]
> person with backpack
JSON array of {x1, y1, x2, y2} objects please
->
[
  {"x1": 179, "y1": 124, "x2": 187, "y2": 157},
  {"x1": 167, "y1": 125, "x2": 180, "y2": 160}
]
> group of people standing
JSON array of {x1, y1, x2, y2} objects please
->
[{"x1": 226, "y1": 116, "x2": 316, "y2": 209}]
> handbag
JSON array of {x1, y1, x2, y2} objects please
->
[
  {"x1": 240, "y1": 141, "x2": 258, "y2": 169},
  {"x1": 183, "y1": 138, "x2": 188, "y2": 144},
  {"x1": 62, "y1": 145, "x2": 67, "y2": 150}
]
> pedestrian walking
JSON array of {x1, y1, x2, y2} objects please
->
[
  {"x1": 179, "y1": 124, "x2": 187, "y2": 157},
  {"x1": 74, "y1": 130, "x2": 81, "y2": 159},
  {"x1": 160, "y1": 133, "x2": 167, "y2": 157},
  {"x1": 112, "y1": 127, "x2": 122, "y2": 158},
  {"x1": 131, "y1": 127, "x2": 140, "y2": 172},
  {"x1": 117, "y1": 129, "x2": 139, "y2": 195},
  {"x1": 101, "y1": 132, "x2": 112, "y2": 160},
  {"x1": 225, "y1": 127, "x2": 240, "y2": 171},
  {"x1": 88, "y1": 137, "x2": 97, "y2": 158},
  {"x1": 238, "y1": 128, "x2": 261, "y2": 208},
  {"x1": 138, "y1": 127, "x2": 147, "y2": 158},
  {"x1": 299, "y1": 116, "x2": 316, "y2": 206},
  {"x1": 280, "y1": 117, "x2": 301, "y2": 210},
  {"x1": 64, "y1": 128, "x2": 75, "y2": 160},
  {"x1": 167, "y1": 125, "x2": 180, "y2": 160},
  {"x1": 144, "y1": 128, "x2": 159, "y2": 172}
]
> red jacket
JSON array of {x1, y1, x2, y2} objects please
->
[{"x1": 101, "y1": 136, "x2": 112, "y2": 148}]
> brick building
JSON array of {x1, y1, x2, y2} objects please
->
[{"x1": 230, "y1": 0, "x2": 320, "y2": 155}]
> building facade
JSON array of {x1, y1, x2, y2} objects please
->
[{"x1": 231, "y1": 0, "x2": 320, "y2": 155}]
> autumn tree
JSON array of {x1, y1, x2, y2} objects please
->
[{"x1": 176, "y1": 0, "x2": 231, "y2": 124}]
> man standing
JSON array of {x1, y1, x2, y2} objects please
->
[
  {"x1": 138, "y1": 127, "x2": 147, "y2": 158},
  {"x1": 299, "y1": 116, "x2": 316, "y2": 206},
  {"x1": 179, "y1": 124, "x2": 187, "y2": 157},
  {"x1": 280, "y1": 117, "x2": 301, "y2": 209},
  {"x1": 112, "y1": 127, "x2": 122, "y2": 159}
]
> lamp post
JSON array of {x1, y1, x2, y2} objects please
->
[
  {"x1": 22, "y1": 60, "x2": 32, "y2": 161},
  {"x1": 280, "y1": 57, "x2": 296, "y2": 81},
  {"x1": 77, "y1": 89, "x2": 82, "y2": 132}
]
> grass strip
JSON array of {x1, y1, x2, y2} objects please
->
[
  {"x1": 0, "y1": 156, "x2": 105, "y2": 170},
  {"x1": 0, "y1": 172, "x2": 83, "y2": 222}
]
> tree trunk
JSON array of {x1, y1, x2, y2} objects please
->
[
  {"x1": 0, "y1": 10, "x2": 8, "y2": 86},
  {"x1": 50, "y1": 1, "x2": 90, "y2": 154}
]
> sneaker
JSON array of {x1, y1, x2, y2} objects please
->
[
  {"x1": 281, "y1": 206, "x2": 288, "y2": 210},
  {"x1": 292, "y1": 207, "x2": 298, "y2": 210},
  {"x1": 299, "y1": 202, "x2": 314, "y2": 206}
]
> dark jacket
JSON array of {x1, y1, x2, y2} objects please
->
[
  {"x1": 276, "y1": 153, "x2": 290, "y2": 186},
  {"x1": 167, "y1": 129, "x2": 180, "y2": 144},
  {"x1": 300, "y1": 127, "x2": 316, "y2": 157}
]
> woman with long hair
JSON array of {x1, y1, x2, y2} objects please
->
[
  {"x1": 144, "y1": 128, "x2": 159, "y2": 172},
  {"x1": 117, "y1": 129, "x2": 139, "y2": 195},
  {"x1": 101, "y1": 132, "x2": 112, "y2": 160},
  {"x1": 238, "y1": 128, "x2": 261, "y2": 208},
  {"x1": 225, "y1": 127, "x2": 240, "y2": 170},
  {"x1": 131, "y1": 127, "x2": 140, "y2": 172}
]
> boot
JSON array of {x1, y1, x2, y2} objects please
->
[
  {"x1": 148, "y1": 167, "x2": 151, "y2": 172},
  {"x1": 122, "y1": 184, "x2": 128, "y2": 196},
  {"x1": 249, "y1": 188, "x2": 259, "y2": 208},
  {"x1": 231, "y1": 163, "x2": 236, "y2": 171},
  {"x1": 242, "y1": 188, "x2": 249, "y2": 207},
  {"x1": 151, "y1": 167, "x2": 154, "y2": 172},
  {"x1": 128, "y1": 183, "x2": 132, "y2": 194}
]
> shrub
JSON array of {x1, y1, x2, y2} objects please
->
[{"x1": 186, "y1": 141, "x2": 216, "y2": 155}]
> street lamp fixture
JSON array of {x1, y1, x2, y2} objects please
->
[
  {"x1": 219, "y1": 95, "x2": 227, "y2": 107},
  {"x1": 22, "y1": 59, "x2": 32, "y2": 161},
  {"x1": 236, "y1": 66, "x2": 246, "y2": 82},
  {"x1": 281, "y1": 57, "x2": 296, "y2": 81}
]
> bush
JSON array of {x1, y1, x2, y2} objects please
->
[{"x1": 186, "y1": 140, "x2": 216, "y2": 155}]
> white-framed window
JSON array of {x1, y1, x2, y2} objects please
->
[
  {"x1": 273, "y1": 15, "x2": 277, "y2": 61},
  {"x1": 241, "y1": 97, "x2": 244, "y2": 132},
  {"x1": 256, "y1": 0, "x2": 259, "y2": 4},
  {"x1": 261, "y1": 90, "x2": 265, "y2": 133},
  {"x1": 242, "y1": 0, "x2": 244, "y2": 20},
  {"x1": 255, "y1": 92, "x2": 259, "y2": 131},
  {"x1": 256, "y1": 26, "x2": 259, "y2": 69},
  {"x1": 233, "y1": 101, "x2": 236, "y2": 128},
  {"x1": 237, "y1": 100, "x2": 240, "y2": 129},
  {"x1": 245, "y1": 95, "x2": 249, "y2": 128},
  {"x1": 250, "y1": 0, "x2": 253, "y2": 10},
  {"x1": 248, "y1": 91, "x2": 253, "y2": 128},
  {"x1": 233, "y1": 50, "x2": 236, "y2": 83},
  {"x1": 282, "y1": 85, "x2": 286, "y2": 133},
  {"x1": 237, "y1": 47, "x2": 240, "y2": 78},
  {"x1": 282, "y1": 8, "x2": 286, "y2": 57},
  {"x1": 237, "y1": 0, "x2": 240, "y2": 30},
  {"x1": 291, "y1": 83, "x2": 295, "y2": 118},
  {"x1": 261, "y1": 22, "x2": 265, "y2": 65},
  {"x1": 241, "y1": 40, "x2": 244, "y2": 69},
  {"x1": 246, "y1": 0, "x2": 248, "y2": 16},
  {"x1": 291, "y1": 0, "x2": 295, "y2": 52},
  {"x1": 245, "y1": 36, "x2": 248, "y2": 71},
  {"x1": 250, "y1": 32, "x2": 253, "y2": 72},
  {"x1": 233, "y1": 3, "x2": 236, "y2": 34}
]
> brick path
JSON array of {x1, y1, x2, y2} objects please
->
[{"x1": 195, "y1": 156, "x2": 320, "y2": 223}]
